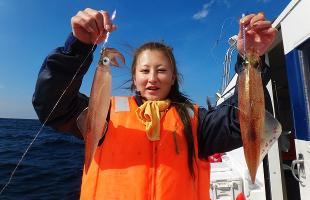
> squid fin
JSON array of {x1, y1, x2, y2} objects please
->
[
  {"x1": 76, "y1": 108, "x2": 88, "y2": 140},
  {"x1": 259, "y1": 111, "x2": 282, "y2": 163}
]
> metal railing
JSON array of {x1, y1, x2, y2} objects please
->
[{"x1": 221, "y1": 35, "x2": 238, "y2": 93}]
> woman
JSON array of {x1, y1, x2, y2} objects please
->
[{"x1": 33, "y1": 8, "x2": 277, "y2": 200}]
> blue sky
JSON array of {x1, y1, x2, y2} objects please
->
[{"x1": 0, "y1": 0, "x2": 290, "y2": 119}]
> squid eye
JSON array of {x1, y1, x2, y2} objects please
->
[{"x1": 102, "y1": 57, "x2": 110, "y2": 65}]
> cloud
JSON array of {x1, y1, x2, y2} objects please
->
[
  {"x1": 193, "y1": 0, "x2": 215, "y2": 20},
  {"x1": 193, "y1": 0, "x2": 231, "y2": 20}
]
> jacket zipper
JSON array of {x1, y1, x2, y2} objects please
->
[{"x1": 150, "y1": 141, "x2": 157, "y2": 200}]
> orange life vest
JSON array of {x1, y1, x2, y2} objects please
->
[{"x1": 80, "y1": 96, "x2": 210, "y2": 200}]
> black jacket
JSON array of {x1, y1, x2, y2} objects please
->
[{"x1": 32, "y1": 33, "x2": 271, "y2": 159}]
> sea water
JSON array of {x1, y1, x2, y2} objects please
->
[{"x1": 0, "y1": 118, "x2": 84, "y2": 200}]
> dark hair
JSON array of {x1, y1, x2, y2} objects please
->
[{"x1": 131, "y1": 42, "x2": 196, "y2": 177}]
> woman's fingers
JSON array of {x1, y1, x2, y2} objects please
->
[
  {"x1": 237, "y1": 12, "x2": 278, "y2": 56},
  {"x1": 75, "y1": 10, "x2": 98, "y2": 34},
  {"x1": 239, "y1": 14, "x2": 255, "y2": 31},
  {"x1": 101, "y1": 11, "x2": 112, "y2": 32},
  {"x1": 71, "y1": 8, "x2": 117, "y2": 44},
  {"x1": 84, "y1": 8, "x2": 104, "y2": 35},
  {"x1": 250, "y1": 21, "x2": 272, "y2": 31},
  {"x1": 250, "y1": 12, "x2": 265, "y2": 26},
  {"x1": 240, "y1": 13, "x2": 268, "y2": 32}
]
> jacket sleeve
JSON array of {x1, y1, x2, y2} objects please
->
[
  {"x1": 32, "y1": 33, "x2": 96, "y2": 138},
  {"x1": 197, "y1": 54, "x2": 272, "y2": 159}
]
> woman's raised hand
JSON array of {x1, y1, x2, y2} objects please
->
[
  {"x1": 237, "y1": 12, "x2": 277, "y2": 57},
  {"x1": 71, "y1": 8, "x2": 116, "y2": 44}
]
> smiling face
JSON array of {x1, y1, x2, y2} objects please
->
[{"x1": 133, "y1": 49, "x2": 176, "y2": 101}]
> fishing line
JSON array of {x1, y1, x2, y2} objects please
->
[
  {"x1": 216, "y1": 14, "x2": 249, "y2": 113},
  {"x1": 0, "y1": 41, "x2": 98, "y2": 196},
  {"x1": 208, "y1": 16, "x2": 237, "y2": 107},
  {"x1": 209, "y1": 16, "x2": 236, "y2": 66},
  {"x1": 213, "y1": 17, "x2": 235, "y2": 49},
  {"x1": 242, "y1": 13, "x2": 247, "y2": 60},
  {"x1": 0, "y1": 9, "x2": 116, "y2": 196},
  {"x1": 101, "y1": 10, "x2": 116, "y2": 49}
]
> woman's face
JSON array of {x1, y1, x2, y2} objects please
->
[{"x1": 134, "y1": 49, "x2": 175, "y2": 101}]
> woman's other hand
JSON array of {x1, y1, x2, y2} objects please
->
[{"x1": 237, "y1": 12, "x2": 277, "y2": 57}]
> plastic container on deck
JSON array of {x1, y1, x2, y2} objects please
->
[{"x1": 210, "y1": 155, "x2": 244, "y2": 200}]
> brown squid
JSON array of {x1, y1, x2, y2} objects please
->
[
  {"x1": 238, "y1": 53, "x2": 282, "y2": 183},
  {"x1": 77, "y1": 48, "x2": 125, "y2": 173},
  {"x1": 238, "y1": 54, "x2": 264, "y2": 183}
]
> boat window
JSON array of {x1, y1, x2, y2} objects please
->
[{"x1": 299, "y1": 40, "x2": 310, "y2": 125}]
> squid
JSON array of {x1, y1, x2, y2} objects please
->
[
  {"x1": 77, "y1": 48, "x2": 125, "y2": 173},
  {"x1": 238, "y1": 55, "x2": 282, "y2": 183}
]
